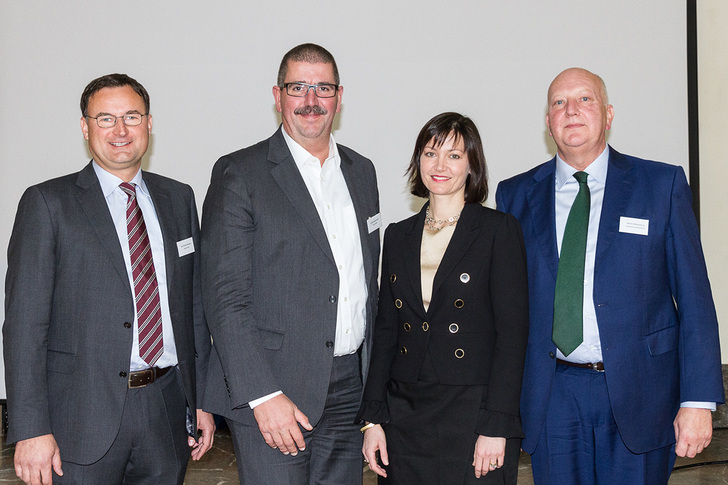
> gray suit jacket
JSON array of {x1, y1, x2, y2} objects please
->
[
  {"x1": 3, "y1": 162, "x2": 210, "y2": 464},
  {"x1": 201, "y1": 126, "x2": 380, "y2": 425}
]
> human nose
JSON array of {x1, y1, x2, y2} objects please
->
[
  {"x1": 433, "y1": 154, "x2": 447, "y2": 171},
  {"x1": 112, "y1": 117, "x2": 129, "y2": 135},
  {"x1": 565, "y1": 99, "x2": 579, "y2": 116},
  {"x1": 303, "y1": 86, "x2": 319, "y2": 103}
]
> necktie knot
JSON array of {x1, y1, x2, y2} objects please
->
[
  {"x1": 573, "y1": 171, "x2": 588, "y2": 185},
  {"x1": 120, "y1": 182, "x2": 136, "y2": 199}
]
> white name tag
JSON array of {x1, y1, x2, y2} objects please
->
[
  {"x1": 367, "y1": 213, "x2": 382, "y2": 234},
  {"x1": 619, "y1": 216, "x2": 649, "y2": 236},
  {"x1": 177, "y1": 237, "x2": 195, "y2": 257}
]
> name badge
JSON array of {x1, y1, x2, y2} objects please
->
[
  {"x1": 177, "y1": 237, "x2": 195, "y2": 257},
  {"x1": 619, "y1": 216, "x2": 649, "y2": 236},
  {"x1": 367, "y1": 213, "x2": 382, "y2": 234}
]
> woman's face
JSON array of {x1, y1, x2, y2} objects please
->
[{"x1": 419, "y1": 133, "x2": 470, "y2": 200}]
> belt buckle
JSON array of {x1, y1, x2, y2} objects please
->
[
  {"x1": 592, "y1": 362, "x2": 604, "y2": 372},
  {"x1": 128, "y1": 368, "x2": 154, "y2": 388}
]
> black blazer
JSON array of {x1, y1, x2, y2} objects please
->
[{"x1": 359, "y1": 203, "x2": 528, "y2": 438}]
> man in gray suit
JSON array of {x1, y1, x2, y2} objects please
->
[
  {"x1": 4, "y1": 73, "x2": 215, "y2": 485},
  {"x1": 201, "y1": 43, "x2": 381, "y2": 484}
]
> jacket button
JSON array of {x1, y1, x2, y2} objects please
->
[
  {"x1": 390, "y1": 274, "x2": 397, "y2": 283},
  {"x1": 454, "y1": 299, "x2": 464, "y2": 309},
  {"x1": 119, "y1": 371, "x2": 127, "y2": 378},
  {"x1": 422, "y1": 322, "x2": 429, "y2": 332},
  {"x1": 455, "y1": 349, "x2": 465, "y2": 359},
  {"x1": 449, "y1": 323, "x2": 459, "y2": 333},
  {"x1": 395, "y1": 299, "x2": 403, "y2": 309},
  {"x1": 123, "y1": 322, "x2": 132, "y2": 329},
  {"x1": 400, "y1": 347, "x2": 407, "y2": 355},
  {"x1": 329, "y1": 295, "x2": 337, "y2": 304},
  {"x1": 326, "y1": 340, "x2": 334, "y2": 348},
  {"x1": 460, "y1": 273, "x2": 470, "y2": 283},
  {"x1": 404, "y1": 322, "x2": 411, "y2": 332},
  {"x1": 549, "y1": 351, "x2": 555, "y2": 359}
]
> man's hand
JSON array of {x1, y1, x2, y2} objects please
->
[
  {"x1": 189, "y1": 410, "x2": 216, "y2": 460},
  {"x1": 253, "y1": 393, "x2": 312, "y2": 455},
  {"x1": 14, "y1": 434, "x2": 62, "y2": 485},
  {"x1": 674, "y1": 407, "x2": 712, "y2": 458}
]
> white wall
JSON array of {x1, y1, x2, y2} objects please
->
[
  {"x1": 698, "y1": 0, "x2": 728, "y2": 362},
  {"x1": 0, "y1": 1, "x2": 691, "y2": 398}
]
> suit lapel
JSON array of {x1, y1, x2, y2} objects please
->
[
  {"x1": 526, "y1": 159, "x2": 559, "y2": 280},
  {"x1": 144, "y1": 174, "x2": 177, "y2": 294},
  {"x1": 595, "y1": 147, "x2": 635, "y2": 270},
  {"x1": 340, "y1": 150, "x2": 376, "y2": 287},
  {"x1": 267, "y1": 129, "x2": 336, "y2": 265},
  {"x1": 430, "y1": 203, "x2": 481, "y2": 308},
  {"x1": 74, "y1": 163, "x2": 131, "y2": 293},
  {"x1": 403, "y1": 205, "x2": 426, "y2": 317}
]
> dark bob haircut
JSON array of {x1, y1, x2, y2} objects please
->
[
  {"x1": 80, "y1": 73, "x2": 150, "y2": 117},
  {"x1": 406, "y1": 112, "x2": 488, "y2": 204}
]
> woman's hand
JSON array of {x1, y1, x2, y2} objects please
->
[
  {"x1": 362, "y1": 424, "x2": 389, "y2": 478},
  {"x1": 473, "y1": 435, "x2": 506, "y2": 478}
]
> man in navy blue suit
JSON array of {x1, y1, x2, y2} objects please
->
[{"x1": 496, "y1": 67, "x2": 724, "y2": 484}]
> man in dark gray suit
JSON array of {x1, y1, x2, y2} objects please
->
[
  {"x1": 4, "y1": 73, "x2": 215, "y2": 485},
  {"x1": 201, "y1": 43, "x2": 381, "y2": 484}
]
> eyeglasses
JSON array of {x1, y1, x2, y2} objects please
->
[
  {"x1": 282, "y1": 82, "x2": 339, "y2": 98},
  {"x1": 86, "y1": 112, "x2": 148, "y2": 128}
]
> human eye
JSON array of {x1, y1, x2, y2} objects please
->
[
  {"x1": 581, "y1": 96, "x2": 590, "y2": 102},
  {"x1": 318, "y1": 84, "x2": 333, "y2": 93},
  {"x1": 553, "y1": 99, "x2": 564, "y2": 106},
  {"x1": 449, "y1": 153, "x2": 461, "y2": 159},
  {"x1": 98, "y1": 115, "x2": 115, "y2": 124},
  {"x1": 125, "y1": 113, "x2": 141, "y2": 122},
  {"x1": 423, "y1": 150, "x2": 436, "y2": 157},
  {"x1": 289, "y1": 83, "x2": 305, "y2": 93}
]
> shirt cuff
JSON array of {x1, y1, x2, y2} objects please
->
[
  {"x1": 680, "y1": 401, "x2": 717, "y2": 411},
  {"x1": 249, "y1": 391, "x2": 283, "y2": 409}
]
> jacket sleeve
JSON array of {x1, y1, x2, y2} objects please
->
[
  {"x1": 3, "y1": 186, "x2": 56, "y2": 444},
  {"x1": 476, "y1": 213, "x2": 529, "y2": 438},
  {"x1": 357, "y1": 224, "x2": 398, "y2": 424}
]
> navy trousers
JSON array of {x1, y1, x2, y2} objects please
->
[{"x1": 529, "y1": 363, "x2": 676, "y2": 485}]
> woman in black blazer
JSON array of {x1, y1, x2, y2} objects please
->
[{"x1": 358, "y1": 113, "x2": 529, "y2": 484}]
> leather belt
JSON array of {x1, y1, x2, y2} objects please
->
[
  {"x1": 556, "y1": 359, "x2": 604, "y2": 372},
  {"x1": 128, "y1": 366, "x2": 173, "y2": 388}
]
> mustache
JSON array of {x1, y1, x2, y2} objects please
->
[{"x1": 294, "y1": 105, "x2": 327, "y2": 115}]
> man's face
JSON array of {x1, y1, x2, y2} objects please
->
[
  {"x1": 81, "y1": 85, "x2": 152, "y2": 177},
  {"x1": 546, "y1": 68, "x2": 613, "y2": 162},
  {"x1": 273, "y1": 61, "x2": 341, "y2": 148}
]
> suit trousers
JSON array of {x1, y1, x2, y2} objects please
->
[
  {"x1": 228, "y1": 352, "x2": 363, "y2": 485},
  {"x1": 529, "y1": 362, "x2": 676, "y2": 484},
  {"x1": 55, "y1": 368, "x2": 190, "y2": 485}
]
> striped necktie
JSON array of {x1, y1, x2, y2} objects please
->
[{"x1": 120, "y1": 182, "x2": 164, "y2": 366}]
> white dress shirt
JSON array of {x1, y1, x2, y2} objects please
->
[
  {"x1": 249, "y1": 130, "x2": 368, "y2": 408},
  {"x1": 93, "y1": 162, "x2": 178, "y2": 372}
]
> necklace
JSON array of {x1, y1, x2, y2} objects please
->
[{"x1": 425, "y1": 206, "x2": 461, "y2": 231}]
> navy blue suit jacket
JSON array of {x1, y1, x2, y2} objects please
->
[{"x1": 496, "y1": 146, "x2": 724, "y2": 454}]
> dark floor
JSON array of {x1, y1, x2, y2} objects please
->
[{"x1": 0, "y1": 427, "x2": 726, "y2": 483}]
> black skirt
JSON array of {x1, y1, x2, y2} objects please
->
[{"x1": 379, "y1": 353, "x2": 519, "y2": 485}]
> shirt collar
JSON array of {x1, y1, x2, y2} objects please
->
[
  {"x1": 92, "y1": 161, "x2": 148, "y2": 198},
  {"x1": 281, "y1": 126, "x2": 340, "y2": 170},
  {"x1": 555, "y1": 145, "x2": 609, "y2": 189}
]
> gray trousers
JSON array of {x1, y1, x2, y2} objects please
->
[
  {"x1": 228, "y1": 352, "x2": 363, "y2": 485},
  {"x1": 55, "y1": 368, "x2": 189, "y2": 485}
]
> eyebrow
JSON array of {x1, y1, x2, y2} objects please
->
[{"x1": 92, "y1": 110, "x2": 143, "y2": 116}]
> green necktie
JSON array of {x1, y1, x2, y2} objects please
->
[{"x1": 553, "y1": 171, "x2": 590, "y2": 356}]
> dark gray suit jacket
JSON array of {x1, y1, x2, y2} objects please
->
[
  {"x1": 3, "y1": 162, "x2": 210, "y2": 464},
  {"x1": 201, "y1": 127, "x2": 380, "y2": 426}
]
